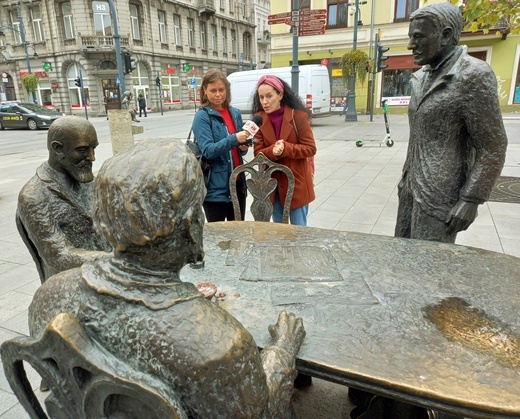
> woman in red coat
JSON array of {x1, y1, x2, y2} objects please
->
[{"x1": 253, "y1": 75, "x2": 317, "y2": 226}]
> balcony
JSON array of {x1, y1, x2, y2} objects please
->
[
  {"x1": 198, "y1": 0, "x2": 216, "y2": 17},
  {"x1": 257, "y1": 31, "x2": 270, "y2": 45},
  {"x1": 80, "y1": 35, "x2": 129, "y2": 51}
]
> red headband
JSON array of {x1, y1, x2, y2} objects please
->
[{"x1": 256, "y1": 75, "x2": 284, "y2": 93}]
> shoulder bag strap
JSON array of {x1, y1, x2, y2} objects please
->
[{"x1": 188, "y1": 107, "x2": 213, "y2": 143}]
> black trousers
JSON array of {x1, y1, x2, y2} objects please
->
[{"x1": 204, "y1": 189, "x2": 246, "y2": 222}]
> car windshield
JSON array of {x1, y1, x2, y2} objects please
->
[{"x1": 18, "y1": 104, "x2": 56, "y2": 115}]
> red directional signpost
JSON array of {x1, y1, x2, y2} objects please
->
[
  {"x1": 268, "y1": 9, "x2": 327, "y2": 36},
  {"x1": 298, "y1": 9, "x2": 327, "y2": 36},
  {"x1": 267, "y1": 12, "x2": 292, "y2": 25}
]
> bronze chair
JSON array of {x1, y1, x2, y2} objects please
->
[
  {"x1": 1, "y1": 313, "x2": 186, "y2": 419},
  {"x1": 230, "y1": 152, "x2": 295, "y2": 223},
  {"x1": 16, "y1": 212, "x2": 46, "y2": 284}
]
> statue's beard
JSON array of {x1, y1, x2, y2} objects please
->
[{"x1": 72, "y1": 161, "x2": 94, "y2": 183}]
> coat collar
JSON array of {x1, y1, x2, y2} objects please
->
[{"x1": 411, "y1": 46, "x2": 465, "y2": 110}]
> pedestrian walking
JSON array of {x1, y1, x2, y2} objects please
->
[{"x1": 138, "y1": 94, "x2": 147, "y2": 117}]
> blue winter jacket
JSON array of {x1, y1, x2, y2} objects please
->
[{"x1": 191, "y1": 105, "x2": 246, "y2": 202}]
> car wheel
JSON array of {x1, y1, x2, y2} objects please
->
[
  {"x1": 27, "y1": 118, "x2": 38, "y2": 130},
  {"x1": 0, "y1": 121, "x2": 4, "y2": 130}
]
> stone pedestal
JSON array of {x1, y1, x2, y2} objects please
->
[{"x1": 108, "y1": 110, "x2": 138, "y2": 155}]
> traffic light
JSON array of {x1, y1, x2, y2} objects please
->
[
  {"x1": 124, "y1": 53, "x2": 137, "y2": 74},
  {"x1": 74, "y1": 76, "x2": 82, "y2": 88},
  {"x1": 377, "y1": 42, "x2": 389, "y2": 72},
  {"x1": 156, "y1": 77, "x2": 161, "y2": 87}
]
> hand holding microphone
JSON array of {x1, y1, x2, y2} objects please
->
[{"x1": 242, "y1": 115, "x2": 263, "y2": 145}]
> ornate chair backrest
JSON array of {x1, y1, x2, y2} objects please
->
[
  {"x1": 16, "y1": 212, "x2": 46, "y2": 284},
  {"x1": 229, "y1": 152, "x2": 295, "y2": 223},
  {"x1": 0, "y1": 313, "x2": 186, "y2": 419}
]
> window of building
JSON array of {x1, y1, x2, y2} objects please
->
[
  {"x1": 293, "y1": 0, "x2": 310, "y2": 10},
  {"x1": 394, "y1": 0, "x2": 419, "y2": 22},
  {"x1": 229, "y1": 0, "x2": 235, "y2": 13},
  {"x1": 200, "y1": 21, "x2": 207, "y2": 50},
  {"x1": 160, "y1": 67, "x2": 181, "y2": 104},
  {"x1": 9, "y1": 10, "x2": 22, "y2": 44},
  {"x1": 243, "y1": 32, "x2": 251, "y2": 60},
  {"x1": 187, "y1": 18, "x2": 195, "y2": 48},
  {"x1": 222, "y1": 26, "x2": 227, "y2": 53},
  {"x1": 130, "y1": 4, "x2": 141, "y2": 40},
  {"x1": 173, "y1": 15, "x2": 182, "y2": 45},
  {"x1": 93, "y1": 3, "x2": 112, "y2": 36},
  {"x1": 62, "y1": 2, "x2": 74, "y2": 39},
  {"x1": 30, "y1": 6, "x2": 44, "y2": 42},
  {"x1": 211, "y1": 24, "x2": 217, "y2": 53},
  {"x1": 158, "y1": 10, "x2": 167, "y2": 43},
  {"x1": 131, "y1": 62, "x2": 149, "y2": 100},
  {"x1": 231, "y1": 29, "x2": 237, "y2": 55},
  {"x1": 67, "y1": 63, "x2": 89, "y2": 108},
  {"x1": 514, "y1": 58, "x2": 520, "y2": 104},
  {"x1": 379, "y1": 55, "x2": 420, "y2": 106},
  {"x1": 327, "y1": 0, "x2": 348, "y2": 28}
]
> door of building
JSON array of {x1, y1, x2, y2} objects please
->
[{"x1": 104, "y1": 86, "x2": 121, "y2": 112}]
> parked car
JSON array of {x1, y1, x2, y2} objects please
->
[{"x1": 0, "y1": 102, "x2": 64, "y2": 130}]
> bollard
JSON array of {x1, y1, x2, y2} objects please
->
[{"x1": 108, "y1": 109, "x2": 141, "y2": 155}]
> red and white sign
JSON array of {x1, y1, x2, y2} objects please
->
[
  {"x1": 166, "y1": 65, "x2": 176, "y2": 74},
  {"x1": 267, "y1": 12, "x2": 292, "y2": 25},
  {"x1": 300, "y1": 9, "x2": 327, "y2": 18}
]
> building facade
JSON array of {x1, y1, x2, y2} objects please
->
[
  {"x1": 269, "y1": 0, "x2": 520, "y2": 113},
  {"x1": 0, "y1": 0, "x2": 263, "y2": 116}
]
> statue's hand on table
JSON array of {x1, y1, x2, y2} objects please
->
[{"x1": 268, "y1": 310, "x2": 306, "y2": 356}]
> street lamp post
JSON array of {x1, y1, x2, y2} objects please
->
[
  {"x1": 0, "y1": 6, "x2": 37, "y2": 103},
  {"x1": 344, "y1": 0, "x2": 367, "y2": 122}
]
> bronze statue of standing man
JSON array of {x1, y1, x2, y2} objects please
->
[{"x1": 395, "y1": 2, "x2": 508, "y2": 243}]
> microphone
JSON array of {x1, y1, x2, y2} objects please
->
[{"x1": 242, "y1": 115, "x2": 263, "y2": 144}]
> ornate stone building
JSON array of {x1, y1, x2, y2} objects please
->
[{"x1": 0, "y1": 0, "x2": 257, "y2": 116}]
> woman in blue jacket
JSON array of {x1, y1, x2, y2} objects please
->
[{"x1": 192, "y1": 68, "x2": 251, "y2": 222}]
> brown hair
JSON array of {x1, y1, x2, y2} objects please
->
[{"x1": 199, "y1": 68, "x2": 231, "y2": 108}]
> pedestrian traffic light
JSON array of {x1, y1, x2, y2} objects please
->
[
  {"x1": 156, "y1": 77, "x2": 161, "y2": 87},
  {"x1": 377, "y1": 43, "x2": 389, "y2": 72},
  {"x1": 74, "y1": 76, "x2": 82, "y2": 88},
  {"x1": 124, "y1": 53, "x2": 137, "y2": 74}
]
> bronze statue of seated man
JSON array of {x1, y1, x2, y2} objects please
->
[{"x1": 28, "y1": 138, "x2": 306, "y2": 418}]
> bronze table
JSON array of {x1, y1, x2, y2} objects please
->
[{"x1": 180, "y1": 222, "x2": 520, "y2": 418}]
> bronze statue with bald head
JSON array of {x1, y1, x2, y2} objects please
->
[
  {"x1": 28, "y1": 138, "x2": 306, "y2": 417},
  {"x1": 16, "y1": 116, "x2": 112, "y2": 283}
]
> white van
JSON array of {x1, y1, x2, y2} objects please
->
[{"x1": 227, "y1": 65, "x2": 331, "y2": 118}]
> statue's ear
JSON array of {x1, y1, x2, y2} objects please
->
[
  {"x1": 441, "y1": 27, "x2": 453, "y2": 46},
  {"x1": 51, "y1": 140, "x2": 64, "y2": 158}
]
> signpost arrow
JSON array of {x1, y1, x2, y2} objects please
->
[{"x1": 299, "y1": 9, "x2": 327, "y2": 17}]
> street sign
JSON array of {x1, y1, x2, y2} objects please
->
[
  {"x1": 183, "y1": 63, "x2": 191, "y2": 72},
  {"x1": 92, "y1": 1, "x2": 109, "y2": 12},
  {"x1": 299, "y1": 26, "x2": 326, "y2": 36},
  {"x1": 300, "y1": 20, "x2": 326, "y2": 28},
  {"x1": 267, "y1": 12, "x2": 292, "y2": 24},
  {"x1": 115, "y1": 76, "x2": 120, "y2": 85},
  {"x1": 300, "y1": 9, "x2": 327, "y2": 17},
  {"x1": 190, "y1": 77, "x2": 196, "y2": 86},
  {"x1": 42, "y1": 62, "x2": 51, "y2": 72}
]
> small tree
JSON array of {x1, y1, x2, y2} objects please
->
[
  {"x1": 339, "y1": 50, "x2": 370, "y2": 86},
  {"x1": 21, "y1": 73, "x2": 39, "y2": 93},
  {"x1": 425, "y1": 0, "x2": 519, "y2": 40}
]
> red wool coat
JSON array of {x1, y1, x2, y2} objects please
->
[{"x1": 254, "y1": 106, "x2": 316, "y2": 209}]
